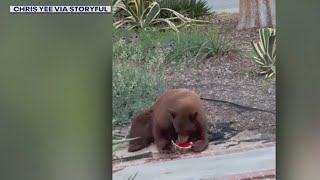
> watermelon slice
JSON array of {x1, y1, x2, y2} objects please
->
[{"x1": 171, "y1": 140, "x2": 193, "y2": 153}]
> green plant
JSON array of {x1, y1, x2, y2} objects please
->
[
  {"x1": 164, "y1": 32, "x2": 206, "y2": 63},
  {"x1": 112, "y1": 62, "x2": 168, "y2": 126},
  {"x1": 113, "y1": 0, "x2": 209, "y2": 31},
  {"x1": 251, "y1": 28, "x2": 276, "y2": 79},
  {"x1": 113, "y1": 33, "x2": 145, "y2": 63},
  {"x1": 113, "y1": 137, "x2": 140, "y2": 153},
  {"x1": 112, "y1": 138, "x2": 139, "y2": 179},
  {"x1": 191, "y1": 32, "x2": 239, "y2": 62},
  {"x1": 127, "y1": 172, "x2": 138, "y2": 180},
  {"x1": 157, "y1": 0, "x2": 212, "y2": 19},
  {"x1": 165, "y1": 27, "x2": 239, "y2": 64},
  {"x1": 113, "y1": 138, "x2": 139, "y2": 146},
  {"x1": 113, "y1": 30, "x2": 176, "y2": 66}
]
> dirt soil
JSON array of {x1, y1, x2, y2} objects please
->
[
  {"x1": 163, "y1": 53, "x2": 276, "y2": 137},
  {"x1": 163, "y1": 13, "x2": 276, "y2": 138},
  {"x1": 113, "y1": 13, "x2": 276, "y2": 158}
]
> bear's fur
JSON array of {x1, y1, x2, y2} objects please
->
[{"x1": 128, "y1": 88, "x2": 209, "y2": 153}]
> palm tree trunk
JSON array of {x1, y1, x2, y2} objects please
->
[{"x1": 237, "y1": 0, "x2": 276, "y2": 30}]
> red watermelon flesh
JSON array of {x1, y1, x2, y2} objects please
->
[{"x1": 176, "y1": 142, "x2": 193, "y2": 148}]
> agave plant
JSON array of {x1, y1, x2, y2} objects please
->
[
  {"x1": 157, "y1": 0, "x2": 212, "y2": 19},
  {"x1": 113, "y1": 0, "x2": 209, "y2": 31},
  {"x1": 113, "y1": 138, "x2": 135, "y2": 146},
  {"x1": 127, "y1": 172, "x2": 138, "y2": 180},
  {"x1": 251, "y1": 28, "x2": 276, "y2": 79},
  {"x1": 112, "y1": 137, "x2": 139, "y2": 153},
  {"x1": 113, "y1": 138, "x2": 139, "y2": 179}
]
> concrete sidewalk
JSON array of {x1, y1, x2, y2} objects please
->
[{"x1": 113, "y1": 146, "x2": 275, "y2": 180}]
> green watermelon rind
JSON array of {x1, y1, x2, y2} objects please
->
[{"x1": 171, "y1": 140, "x2": 193, "y2": 153}]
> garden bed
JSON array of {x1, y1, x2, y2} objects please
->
[{"x1": 113, "y1": 12, "x2": 275, "y2": 141}]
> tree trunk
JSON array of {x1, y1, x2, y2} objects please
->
[{"x1": 237, "y1": 0, "x2": 276, "y2": 30}]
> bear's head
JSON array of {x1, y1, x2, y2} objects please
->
[{"x1": 168, "y1": 109, "x2": 199, "y2": 144}]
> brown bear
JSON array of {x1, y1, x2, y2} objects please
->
[{"x1": 128, "y1": 88, "x2": 209, "y2": 153}]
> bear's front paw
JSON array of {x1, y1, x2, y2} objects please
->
[
  {"x1": 156, "y1": 139, "x2": 173, "y2": 154},
  {"x1": 158, "y1": 148, "x2": 174, "y2": 154},
  {"x1": 191, "y1": 140, "x2": 208, "y2": 152}
]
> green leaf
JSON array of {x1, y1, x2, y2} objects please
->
[
  {"x1": 135, "y1": 0, "x2": 141, "y2": 16},
  {"x1": 113, "y1": 137, "x2": 140, "y2": 146},
  {"x1": 251, "y1": 42, "x2": 265, "y2": 62},
  {"x1": 251, "y1": 28, "x2": 276, "y2": 79},
  {"x1": 124, "y1": 0, "x2": 130, "y2": 8},
  {"x1": 127, "y1": 4, "x2": 139, "y2": 23},
  {"x1": 269, "y1": 35, "x2": 276, "y2": 60},
  {"x1": 128, "y1": 172, "x2": 139, "y2": 180},
  {"x1": 153, "y1": 18, "x2": 179, "y2": 32},
  {"x1": 143, "y1": 2, "x2": 161, "y2": 29}
]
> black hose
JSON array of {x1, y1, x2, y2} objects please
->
[{"x1": 200, "y1": 97, "x2": 276, "y2": 115}]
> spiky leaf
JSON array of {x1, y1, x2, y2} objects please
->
[{"x1": 251, "y1": 28, "x2": 276, "y2": 79}]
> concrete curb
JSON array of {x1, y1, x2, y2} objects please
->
[
  {"x1": 208, "y1": 169, "x2": 276, "y2": 180},
  {"x1": 113, "y1": 142, "x2": 275, "y2": 172}
]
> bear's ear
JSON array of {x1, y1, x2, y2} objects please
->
[
  {"x1": 190, "y1": 112, "x2": 198, "y2": 121},
  {"x1": 168, "y1": 109, "x2": 177, "y2": 120}
]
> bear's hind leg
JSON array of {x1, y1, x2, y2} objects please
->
[
  {"x1": 128, "y1": 137, "x2": 152, "y2": 152},
  {"x1": 127, "y1": 110, "x2": 153, "y2": 152},
  {"x1": 128, "y1": 143, "x2": 145, "y2": 152}
]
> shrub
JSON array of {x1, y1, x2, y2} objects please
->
[
  {"x1": 164, "y1": 31, "x2": 207, "y2": 63},
  {"x1": 113, "y1": 138, "x2": 139, "y2": 179},
  {"x1": 118, "y1": 29, "x2": 212, "y2": 65},
  {"x1": 113, "y1": 0, "x2": 209, "y2": 31},
  {"x1": 157, "y1": 0, "x2": 212, "y2": 19},
  {"x1": 251, "y1": 28, "x2": 276, "y2": 79},
  {"x1": 112, "y1": 30, "x2": 177, "y2": 66},
  {"x1": 165, "y1": 25, "x2": 239, "y2": 64},
  {"x1": 113, "y1": 21, "x2": 237, "y2": 66},
  {"x1": 113, "y1": 33, "x2": 145, "y2": 63},
  {"x1": 187, "y1": 31, "x2": 239, "y2": 62},
  {"x1": 112, "y1": 62, "x2": 168, "y2": 126}
]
